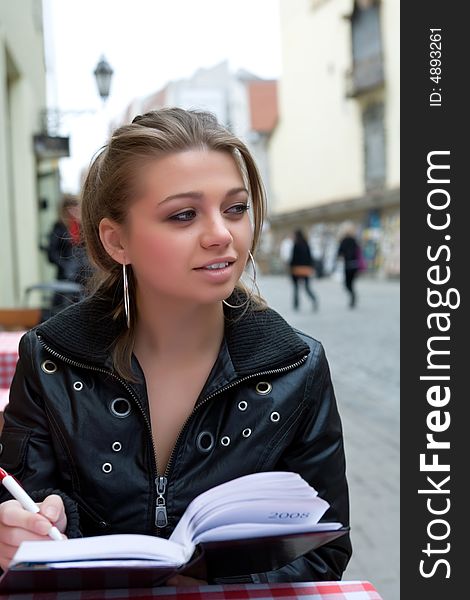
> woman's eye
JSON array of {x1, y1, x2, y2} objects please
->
[
  {"x1": 226, "y1": 203, "x2": 250, "y2": 215},
  {"x1": 169, "y1": 210, "x2": 196, "y2": 222}
]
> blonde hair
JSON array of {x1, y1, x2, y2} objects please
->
[{"x1": 81, "y1": 108, "x2": 267, "y2": 379}]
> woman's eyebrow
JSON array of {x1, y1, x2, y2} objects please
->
[
  {"x1": 225, "y1": 187, "x2": 249, "y2": 196},
  {"x1": 159, "y1": 187, "x2": 249, "y2": 206}
]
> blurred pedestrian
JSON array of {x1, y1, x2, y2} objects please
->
[
  {"x1": 46, "y1": 195, "x2": 81, "y2": 281},
  {"x1": 337, "y1": 222, "x2": 363, "y2": 308},
  {"x1": 289, "y1": 229, "x2": 318, "y2": 311},
  {"x1": 45, "y1": 194, "x2": 91, "y2": 309}
]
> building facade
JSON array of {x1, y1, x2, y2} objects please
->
[
  {"x1": 268, "y1": 0, "x2": 399, "y2": 277},
  {"x1": 0, "y1": 0, "x2": 51, "y2": 306}
]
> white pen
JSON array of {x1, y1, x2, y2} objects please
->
[{"x1": 0, "y1": 467, "x2": 63, "y2": 541}]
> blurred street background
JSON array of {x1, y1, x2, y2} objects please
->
[
  {"x1": 1, "y1": 1, "x2": 399, "y2": 598},
  {"x1": 258, "y1": 273, "x2": 399, "y2": 600}
]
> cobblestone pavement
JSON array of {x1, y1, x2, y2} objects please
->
[{"x1": 256, "y1": 274, "x2": 400, "y2": 600}]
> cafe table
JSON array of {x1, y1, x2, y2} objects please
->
[
  {"x1": 0, "y1": 581, "x2": 383, "y2": 600},
  {"x1": 0, "y1": 331, "x2": 25, "y2": 413}
]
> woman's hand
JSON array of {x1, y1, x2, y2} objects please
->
[
  {"x1": 0, "y1": 494, "x2": 67, "y2": 571},
  {"x1": 166, "y1": 574, "x2": 208, "y2": 586}
]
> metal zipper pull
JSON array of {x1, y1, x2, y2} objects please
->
[{"x1": 155, "y1": 476, "x2": 168, "y2": 527}]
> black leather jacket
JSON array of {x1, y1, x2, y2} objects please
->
[{"x1": 0, "y1": 294, "x2": 351, "y2": 582}]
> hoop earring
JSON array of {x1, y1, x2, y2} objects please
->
[
  {"x1": 223, "y1": 251, "x2": 257, "y2": 309},
  {"x1": 123, "y1": 263, "x2": 130, "y2": 328}
]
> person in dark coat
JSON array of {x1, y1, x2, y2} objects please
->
[
  {"x1": 337, "y1": 223, "x2": 361, "y2": 308},
  {"x1": 289, "y1": 230, "x2": 319, "y2": 311},
  {"x1": 46, "y1": 195, "x2": 83, "y2": 282},
  {"x1": 45, "y1": 195, "x2": 91, "y2": 311}
]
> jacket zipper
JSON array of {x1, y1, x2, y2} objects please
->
[
  {"x1": 152, "y1": 354, "x2": 308, "y2": 532},
  {"x1": 37, "y1": 335, "x2": 307, "y2": 533}
]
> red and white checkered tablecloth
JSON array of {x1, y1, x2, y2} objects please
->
[
  {"x1": 0, "y1": 581, "x2": 383, "y2": 600},
  {"x1": 0, "y1": 331, "x2": 24, "y2": 409},
  {"x1": 0, "y1": 389, "x2": 9, "y2": 412}
]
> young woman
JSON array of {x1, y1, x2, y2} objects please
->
[{"x1": 0, "y1": 108, "x2": 351, "y2": 584}]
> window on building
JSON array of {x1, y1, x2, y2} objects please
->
[
  {"x1": 363, "y1": 102, "x2": 386, "y2": 188},
  {"x1": 350, "y1": 0, "x2": 384, "y2": 95}
]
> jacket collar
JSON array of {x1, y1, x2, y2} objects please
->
[{"x1": 36, "y1": 291, "x2": 310, "y2": 377}]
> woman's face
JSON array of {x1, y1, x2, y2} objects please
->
[{"x1": 121, "y1": 150, "x2": 253, "y2": 305}]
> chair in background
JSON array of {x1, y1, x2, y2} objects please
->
[{"x1": 24, "y1": 281, "x2": 84, "y2": 322}]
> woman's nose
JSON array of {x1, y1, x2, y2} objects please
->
[{"x1": 200, "y1": 215, "x2": 233, "y2": 248}]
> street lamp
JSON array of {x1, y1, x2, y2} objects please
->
[
  {"x1": 94, "y1": 55, "x2": 114, "y2": 102},
  {"x1": 39, "y1": 56, "x2": 114, "y2": 135}
]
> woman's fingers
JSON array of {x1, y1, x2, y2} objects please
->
[
  {"x1": 0, "y1": 495, "x2": 68, "y2": 571},
  {"x1": 0, "y1": 523, "x2": 55, "y2": 547},
  {"x1": 0, "y1": 500, "x2": 47, "y2": 533},
  {"x1": 0, "y1": 542, "x2": 18, "y2": 571},
  {"x1": 0, "y1": 498, "x2": 62, "y2": 571},
  {"x1": 38, "y1": 495, "x2": 67, "y2": 533},
  {"x1": 0, "y1": 541, "x2": 19, "y2": 561}
]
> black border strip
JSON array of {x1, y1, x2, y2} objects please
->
[{"x1": 401, "y1": 3, "x2": 467, "y2": 597}]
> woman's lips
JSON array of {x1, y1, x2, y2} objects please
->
[{"x1": 194, "y1": 261, "x2": 235, "y2": 282}]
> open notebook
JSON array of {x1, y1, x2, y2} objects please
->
[{"x1": 0, "y1": 472, "x2": 349, "y2": 592}]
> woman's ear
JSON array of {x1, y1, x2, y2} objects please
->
[{"x1": 99, "y1": 218, "x2": 127, "y2": 264}]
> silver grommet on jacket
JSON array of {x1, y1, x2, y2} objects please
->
[
  {"x1": 255, "y1": 381, "x2": 272, "y2": 395},
  {"x1": 109, "y1": 398, "x2": 132, "y2": 418},
  {"x1": 41, "y1": 360, "x2": 57, "y2": 374},
  {"x1": 196, "y1": 431, "x2": 215, "y2": 453}
]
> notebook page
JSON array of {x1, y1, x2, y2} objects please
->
[
  {"x1": 11, "y1": 534, "x2": 191, "y2": 567},
  {"x1": 194, "y1": 521, "x2": 343, "y2": 543},
  {"x1": 40, "y1": 559, "x2": 176, "y2": 569},
  {"x1": 170, "y1": 472, "x2": 316, "y2": 546},
  {"x1": 186, "y1": 486, "x2": 317, "y2": 534},
  {"x1": 190, "y1": 496, "x2": 330, "y2": 540}
]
